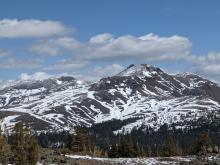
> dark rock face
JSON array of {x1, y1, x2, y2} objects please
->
[{"x1": 0, "y1": 64, "x2": 220, "y2": 132}]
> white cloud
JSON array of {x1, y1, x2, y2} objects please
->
[
  {"x1": 19, "y1": 72, "x2": 50, "y2": 81},
  {"x1": 75, "y1": 64, "x2": 124, "y2": 81},
  {"x1": 29, "y1": 37, "x2": 81, "y2": 56},
  {"x1": 190, "y1": 53, "x2": 220, "y2": 74},
  {"x1": 29, "y1": 33, "x2": 193, "y2": 81},
  {"x1": 30, "y1": 33, "x2": 192, "y2": 61},
  {"x1": 92, "y1": 64, "x2": 124, "y2": 77},
  {"x1": 188, "y1": 52, "x2": 220, "y2": 83},
  {"x1": 190, "y1": 52, "x2": 220, "y2": 65},
  {"x1": 0, "y1": 18, "x2": 217, "y2": 84},
  {"x1": 17, "y1": 64, "x2": 123, "y2": 82},
  {"x1": 0, "y1": 49, "x2": 11, "y2": 57},
  {"x1": 87, "y1": 33, "x2": 191, "y2": 61},
  {"x1": 199, "y1": 64, "x2": 220, "y2": 75},
  {"x1": 0, "y1": 58, "x2": 42, "y2": 69},
  {"x1": 29, "y1": 42, "x2": 60, "y2": 56},
  {"x1": 0, "y1": 19, "x2": 73, "y2": 38},
  {"x1": 44, "y1": 59, "x2": 88, "y2": 71},
  {"x1": 89, "y1": 33, "x2": 114, "y2": 44}
]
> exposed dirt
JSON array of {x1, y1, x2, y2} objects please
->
[{"x1": 39, "y1": 148, "x2": 220, "y2": 165}]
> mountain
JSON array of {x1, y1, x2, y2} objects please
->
[{"x1": 0, "y1": 64, "x2": 220, "y2": 133}]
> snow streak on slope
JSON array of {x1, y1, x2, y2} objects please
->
[
  {"x1": 0, "y1": 65, "x2": 220, "y2": 133},
  {"x1": 91, "y1": 64, "x2": 220, "y2": 133},
  {"x1": 0, "y1": 77, "x2": 95, "y2": 131}
]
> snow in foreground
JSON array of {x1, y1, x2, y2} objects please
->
[{"x1": 65, "y1": 155, "x2": 194, "y2": 165}]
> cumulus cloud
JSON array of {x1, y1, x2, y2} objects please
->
[
  {"x1": 0, "y1": 18, "x2": 217, "y2": 84},
  {"x1": 0, "y1": 58, "x2": 42, "y2": 69},
  {"x1": 29, "y1": 33, "x2": 193, "y2": 81},
  {"x1": 86, "y1": 33, "x2": 191, "y2": 61},
  {"x1": 0, "y1": 19, "x2": 73, "y2": 38},
  {"x1": 92, "y1": 64, "x2": 124, "y2": 78},
  {"x1": 17, "y1": 64, "x2": 123, "y2": 82},
  {"x1": 29, "y1": 37, "x2": 81, "y2": 56},
  {"x1": 19, "y1": 72, "x2": 50, "y2": 81},
  {"x1": 190, "y1": 53, "x2": 220, "y2": 65},
  {"x1": 44, "y1": 59, "x2": 88, "y2": 71},
  {"x1": 30, "y1": 33, "x2": 192, "y2": 61},
  {"x1": 0, "y1": 49, "x2": 11, "y2": 57},
  {"x1": 190, "y1": 53, "x2": 220, "y2": 78},
  {"x1": 89, "y1": 33, "x2": 114, "y2": 44},
  {"x1": 198, "y1": 64, "x2": 220, "y2": 75},
  {"x1": 75, "y1": 64, "x2": 124, "y2": 81}
]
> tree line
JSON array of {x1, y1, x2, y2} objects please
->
[
  {"x1": 87, "y1": 119, "x2": 220, "y2": 156},
  {"x1": 0, "y1": 121, "x2": 219, "y2": 164},
  {"x1": 38, "y1": 124, "x2": 218, "y2": 158}
]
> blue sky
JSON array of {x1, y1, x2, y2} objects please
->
[{"x1": 0, "y1": 0, "x2": 220, "y2": 82}]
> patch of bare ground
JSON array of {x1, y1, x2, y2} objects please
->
[{"x1": 39, "y1": 148, "x2": 220, "y2": 165}]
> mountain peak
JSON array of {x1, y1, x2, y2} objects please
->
[
  {"x1": 116, "y1": 64, "x2": 162, "y2": 77},
  {"x1": 1, "y1": 63, "x2": 220, "y2": 133}
]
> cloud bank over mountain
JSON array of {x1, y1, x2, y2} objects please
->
[{"x1": 0, "y1": 18, "x2": 219, "y2": 83}]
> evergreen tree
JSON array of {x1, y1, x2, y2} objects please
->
[
  {"x1": 127, "y1": 135, "x2": 136, "y2": 156},
  {"x1": 158, "y1": 133, "x2": 182, "y2": 157},
  {"x1": 27, "y1": 136, "x2": 40, "y2": 164},
  {"x1": 108, "y1": 135, "x2": 148, "y2": 158},
  {"x1": 108, "y1": 144, "x2": 119, "y2": 158},
  {"x1": 140, "y1": 146, "x2": 146, "y2": 157},
  {"x1": 11, "y1": 122, "x2": 40, "y2": 165},
  {"x1": 11, "y1": 122, "x2": 27, "y2": 164},
  {"x1": 146, "y1": 145, "x2": 152, "y2": 157},
  {"x1": 68, "y1": 126, "x2": 92, "y2": 154},
  {"x1": 0, "y1": 127, "x2": 11, "y2": 165},
  {"x1": 193, "y1": 131, "x2": 213, "y2": 154},
  {"x1": 133, "y1": 142, "x2": 141, "y2": 157},
  {"x1": 118, "y1": 135, "x2": 135, "y2": 157}
]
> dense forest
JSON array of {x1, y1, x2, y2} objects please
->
[
  {"x1": 87, "y1": 119, "x2": 220, "y2": 156},
  {"x1": 35, "y1": 119, "x2": 220, "y2": 156},
  {"x1": 0, "y1": 119, "x2": 220, "y2": 164}
]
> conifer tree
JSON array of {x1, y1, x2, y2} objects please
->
[
  {"x1": 118, "y1": 136, "x2": 129, "y2": 157},
  {"x1": 0, "y1": 126, "x2": 11, "y2": 165},
  {"x1": 11, "y1": 122, "x2": 27, "y2": 164},
  {"x1": 27, "y1": 136, "x2": 40, "y2": 164},
  {"x1": 118, "y1": 135, "x2": 135, "y2": 157},
  {"x1": 141, "y1": 146, "x2": 146, "y2": 157},
  {"x1": 127, "y1": 135, "x2": 135, "y2": 156},
  {"x1": 158, "y1": 133, "x2": 182, "y2": 157},
  {"x1": 193, "y1": 131, "x2": 213, "y2": 154},
  {"x1": 133, "y1": 142, "x2": 141, "y2": 157},
  {"x1": 11, "y1": 122, "x2": 40, "y2": 165},
  {"x1": 108, "y1": 144, "x2": 119, "y2": 158},
  {"x1": 146, "y1": 145, "x2": 152, "y2": 157},
  {"x1": 68, "y1": 126, "x2": 92, "y2": 154}
]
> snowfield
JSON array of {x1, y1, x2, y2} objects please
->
[
  {"x1": 65, "y1": 155, "x2": 196, "y2": 165},
  {"x1": 0, "y1": 64, "x2": 220, "y2": 133}
]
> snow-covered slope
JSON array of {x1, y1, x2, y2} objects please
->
[{"x1": 0, "y1": 65, "x2": 220, "y2": 132}]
